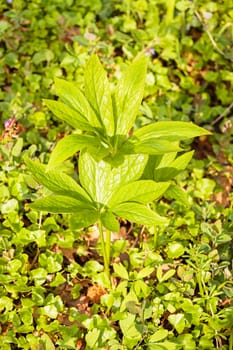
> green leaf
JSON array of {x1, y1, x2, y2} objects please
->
[
  {"x1": 113, "y1": 56, "x2": 148, "y2": 134},
  {"x1": 147, "y1": 340, "x2": 178, "y2": 349},
  {"x1": 100, "y1": 211, "x2": 120, "y2": 232},
  {"x1": 112, "y1": 202, "x2": 167, "y2": 226},
  {"x1": 156, "y1": 153, "x2": 177, "y2": 168},
  {"x1": 19, "y1": 308, "x2": 33, "y2": 325},
  {"x1": 47, "y1": 134, "x2": 103, "y2": 169},
  {"x1": 149, "y1": 329, "x2": 169, "y2": 342},
  {"x1": 143, "y1": 150, "x2": 195, "y2": 182},
  {"x1": 157, "y1": 266, "x2": 176, "y2": 282},
  {"x1": 169, "y1": 151, "x2": 194, "y2": 170},
  {"x1": 70, "y1": 209, "x2": 99, "y2": 229},
  {"x1": 30, "y1": 268, "x2": 48, "y2": 286},
  {"x1": 175, "y1": 334, "x2": 196, "y2": 350},
  {"x1": 167, "y1": 242, "x2": 185, "y2": 259},
  {"x1": 168, "y1": 313, "x2": 185, "y2": 334},
  {"x1": 165, "y1": 184, "x2": 189, "y2": 207},
  {"x1": 41, "y1": 334, "x2": 56, "y2": 349},
  {"x1": 0, "y1": 296, "x2": 13, "y2": 312},
  {"x1": 153, "y1": 151, "x2": 194, "y2": 181},
  {"x1": 44, "y1": 99, "x2": 95, "y2": 131},
  {"x1": 54, "y1": 78, "x2": 102, "y2": 129},
  {"x1": 108, "y1": 180, "x2": 170, "y2": 206},
  {"x1": 154, "y1": 151, "x2": 194, "y2": 181},
  {"x1": 12, "y1": 137, "x2": 24, "y2": 157},
  {"x1": 115, "y1": 154, "x2": 149, "y2": 184},
  {"x1": 79, "y1": 151, "x2": 112, "y2": 204},
  {"x1": 134, "y1": 121, "x2": 211, "y2": 142},
  {"x1": 84, "y1": 54, "x2": 114, "y2": 136},
  {"x1": 1, "y1": 198, "x2": 18, "y2": 214},
  {"x1": 136, "y1": 266, "x2": 155, "y2": 279},
  {"x1": 25, "y1": 158, "x2": 91, "y2": 202},
  {"x1": 120, "y1": 313, "x2": 142, "y2": 348},
  {"x1": 79, "y1": 152, "x2": 148, "y2": 205},
  {"x1": 154, "y1": 168, "x2": 180, "y2": 182},
  {"x1": 113, "y1": 262, "x2": 129, "y2": 279},
  {"x1": 85, "y1": 328, "x2": 100, "y2": 348},
  {"x1": 132, "y1": 139, "x2": 182, "y2": 155},
  {"x1": 29, "y1": 195, "x2": 94, "y2": 213}
]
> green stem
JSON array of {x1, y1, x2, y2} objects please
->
[
  {"x1": 229, "y1": 333, "x2": 233, "y2": 350},
  {"x1": 196, "y1": 271, "x2": 204, "y2": 297},
  {"x1": 105, "y1": 229, "x2": 111, "y2": 264},
  {"x1": 98, "y1": 220, "x2": 110, "y2": 280},
  {"x1": 154, "y1": 226, "x2": 158, "y2": 249}
]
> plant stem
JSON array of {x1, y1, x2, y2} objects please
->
[
  {"x1": 211, "y1": 101, "x2": 233, "y2": 126},
  {"x1": 194, "y1": 10, "x2": 227, "y2": 58},
  {"x1": 229, "y1": 333, "x2": 233, "y2": 350},
  {"x1": 105, "y1": 229, "x2": 111, "y2": 265},
  {"x1": 98, "y1": 220, "x2": 110, "y2": 280},
  {"x1": 154, "y1": 226, "x2": 158, "y2": 249}
]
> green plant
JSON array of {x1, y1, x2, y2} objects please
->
[
  {"x1": 43, "y1": 54, "x2": 210, "y2": 169},
  {"x1": 25, "y1": 55, "x2": 210, "y2": 281}
]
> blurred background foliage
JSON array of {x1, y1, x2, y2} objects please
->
[{"x1": 0, "y1": 0, "x2": 233, "y2": 349}]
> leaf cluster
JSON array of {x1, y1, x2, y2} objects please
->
[{"x1": 26, "y1": 55, "x2": 210, "y2": 232}]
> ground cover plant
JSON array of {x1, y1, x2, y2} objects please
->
[{"x1": 0, "y1": 1, "x2": 233, "y2": 349}]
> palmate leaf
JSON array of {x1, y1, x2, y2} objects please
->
[
  {"x1": 29, "y1": 195, "x2": 95, "y2": 213},
  {"x1": 25, "y1": 158, "x2": 91, "y2": 202},
  {"x1": 134, "y1": 121, "x2": 211, "y2": 142},
  {"x1": 47, "y1": 134, "x2": 106, "y2": 170},
  {"x1": 113, "y1": 56, "x2": 148, "y2": 134},
  {"x1": 84, "y1": 54, "x2": 115, "y2": 136},
  {"x1": 112, "y1": 202, "x2": 167, "y2": 226},
  {"x1": 79, "y1": 152, "x2": 148, "y2": 205},
  {"x1": 107, "y1": 180, "x2": 170, "y2": 207}
]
